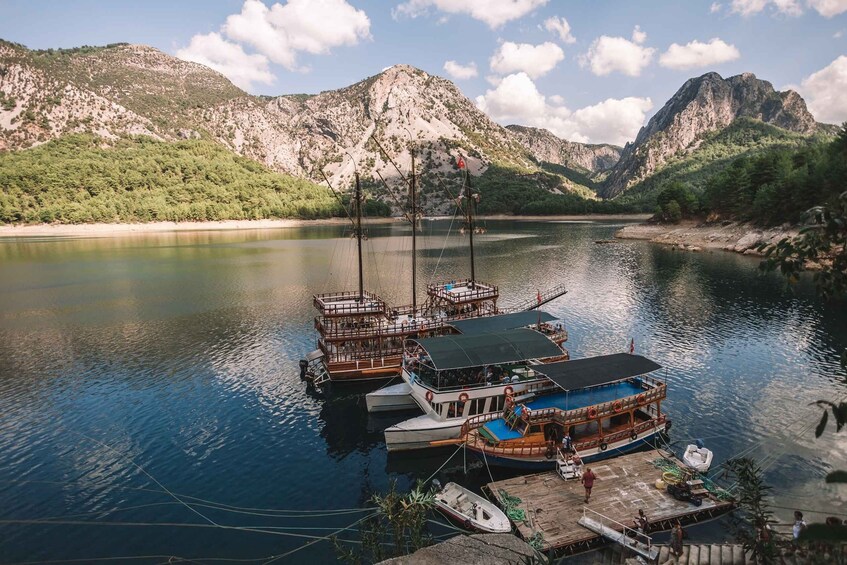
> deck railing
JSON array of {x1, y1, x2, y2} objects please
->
[
  {"x1": 313, "y1": 290, "x2": 387, "y2": 317},
  {"x1": 315, "y1": 316, "x2": 452, "y2": 341},
  {"x1": 459, "y1": 380, "x2": 668, "y2": 449},
  {"x1": 582, "y1": 507, "x2": 653, "y2": 551},
  {"x1": 426, "y1": 279, "x2": 499, "y2": 304}
]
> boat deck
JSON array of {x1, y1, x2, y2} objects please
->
[{"x1": 485, "y1": 451, "x2": 735, "y2": 555}]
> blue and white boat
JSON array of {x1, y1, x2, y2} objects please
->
[{"x1": 455, "y1": 353, "x2": 670, "y2": 470}]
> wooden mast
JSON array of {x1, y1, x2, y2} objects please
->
[
  {"x1": 354, "y1": 172, "x2": 364, "y2": 300},
  {"x1": 465, "y1": 161, "x2": 476, "y2": 283},
  {"x1": 410, "y1": 147, "x2": 417, "y2": 312}
]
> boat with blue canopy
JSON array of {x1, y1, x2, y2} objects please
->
[{"x1": 446, "y1": 353, "x2": 670, "y2": 469}]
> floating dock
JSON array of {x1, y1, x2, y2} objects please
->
[{"x1": 485, "y1": 450, "x2": 736, "y2": 556}]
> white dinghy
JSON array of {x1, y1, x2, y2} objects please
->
[
  {"x1": 683, "y1": 443, "x2": 713, "y2": 473},
  {"x1": 432, "y1": 481, "x2": 511, "y2": 534}
]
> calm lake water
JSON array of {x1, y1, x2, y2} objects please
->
[{"x1": 0, "y1": 219, "x2": 845, "y2": 564}]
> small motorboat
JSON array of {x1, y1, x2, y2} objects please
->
[
  {"x1": 432, "y1": 480, "x2": 511, "y2": 534},
  {"x1": 683, "y1": 442, "x2": 713, "y2": 473}
]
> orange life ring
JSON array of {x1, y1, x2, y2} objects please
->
[
  {"x1": 504, "y1": 385, "x2": 514, "y2": 396},
  {"x1": 458, "y1": 392, "x2": 469, "y2": 403},
  {"x1": 613, "y1": 400, "x2": 623, "y2": 413},
  {"x1": 636, "y1": 393, "x2": 646, "y2": 405},
  {"x1": 425, "y1": 390, "x2": 434, "y2": 402},
  {"x1": 587, "y1": 407, "x2": 598, "y2": 419},
  {"x1": 521, "y1": 409, "x2": 529, "y2": 422}
]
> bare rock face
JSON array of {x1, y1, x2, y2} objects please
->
[
  {"x1": 601, "y1": 72, "x2": 823, "y2": 198},
  {"x1": 506, "y1": 124, "x2": 621, "y2": 174}
]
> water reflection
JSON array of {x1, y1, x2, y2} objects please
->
[{"x1": 0, "y1": 220, "x2": 844, "y2": 563}]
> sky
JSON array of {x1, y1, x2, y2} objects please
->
[{"x1": 1, "y1": 0, "x2": 845, "y2": 146}]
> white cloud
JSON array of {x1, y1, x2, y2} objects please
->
[
  {"x1": 659, "y1": 38, "x2": 741, "y2": 70},
  {"x1": 579, "y1": 27, "x2": 655, "y2": 77},
  {"x1": 475, "y1": 72, "x2": 653, "y2": 145},
  {"x1": 222, "y1": 0, "x2": 370, "y2": 71},
  {"x1": 489, "y1": 41, "x2": 565, "y2": 78},
  {"x1": 443, "y1": 60, "x2": 478, "y2": 80},
  {"x1": 835, "y1": 29, "x2": 845, "y2": 38},
  {"x1": 176, "y1": 32, "x2": 275, "y2": 91},
  {"x1": 543, "y1": 16, "x2": 576, "y2": 44},
  {"x1": 796, "y1": 55, "x2": 847, "y2": 123},
  {"x1": 710, "y1": 2, "x2": 723, "y2": 12},
  {"x1": 730, "y1": 0, "x2": 846, "y2": 16},
  {"x1": 807, "y1": 0, "x2": 847, "y2": 17},
  {"x1": 393, "y1": 0, "x2": 547, "y2": 28}
]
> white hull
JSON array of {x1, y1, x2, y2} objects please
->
[
  {"x1": 683, "y1": 444, "x2": 713, "y2": 473},
  {"x1": 385, "y1": 415, "x2": 464, "y2": 452},
  {"x1": 434, "y1": 482, "x2": 511, "y2": 534},
  {"x1": 365, "y1": 383, "x2": 417, "y2": 413}
]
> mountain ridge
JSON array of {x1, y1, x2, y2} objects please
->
[
  {"x1": 601, "y1": 71, "x2": 830, "y2": 198},
  {"x1": 0, "y1": 39, "x2": 835, "y2": 214}
]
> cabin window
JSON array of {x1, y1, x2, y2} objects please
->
[{"x1": 529, "y1": 424, "x2": 541, "y2": 434}]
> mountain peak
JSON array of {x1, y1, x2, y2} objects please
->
[{"x1": 601, "y1": 70, "x2": 821, "y2": 198}]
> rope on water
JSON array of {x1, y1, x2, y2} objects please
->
[
  {"x1": 422, "y1": 443, "x2": 465, "y2": 485},
  {"x1": 497, "y1": 490, "x2": 526, "y2": 524}
]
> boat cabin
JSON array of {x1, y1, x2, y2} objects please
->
[{"x1": 462, "y1": 353, "x2": 669, "y2": 466}]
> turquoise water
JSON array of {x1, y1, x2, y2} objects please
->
[{"x1": 0, "y1": 219, "x2": 845, "y2": 563}]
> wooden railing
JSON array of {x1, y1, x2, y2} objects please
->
[
  {"x1": 313, "y1": 290, "x2": 387, "y2": 317},
  {"x1": 460, "y1": 380, "x2": 667, "y2": 438},
  {"x1": 315, "y1": 316, "x2": 451, "y2": 341},
  {"x1": 426, "y1": 279, "x2": 499, "y2": 304}
]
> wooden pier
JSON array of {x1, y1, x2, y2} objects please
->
[{"x1": 485, "y1": 451, "x2": 735, "y2": 555}]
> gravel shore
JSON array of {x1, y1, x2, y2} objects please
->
[{"x1": 615, "y1": 220, "x2": 798, "y2": 256}]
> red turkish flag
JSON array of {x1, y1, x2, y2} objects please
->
[{"x1": 457, "y1": 156, "x2": 466, "y2": 169}]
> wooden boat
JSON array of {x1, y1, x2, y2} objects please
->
[
  {"x1": 302, "y1": 150, "x2": 567, "y2": 386},
  {"x1": 432, "y1": 480, "x2": 511, "y2": 533},
  {"x1": 683, "y1": 444, "x2": 713, "y2": 472},
  {"x1": 448, "y1": 353, "x2": 671, "y2": 470}
]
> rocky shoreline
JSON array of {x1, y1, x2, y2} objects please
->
[{"x1": 615, "y1": 220, "x2": 798, "y2": 257}]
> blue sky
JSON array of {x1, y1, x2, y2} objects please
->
[{"x1": 1, "y1": 0, "x2": 845, "y2": 145}]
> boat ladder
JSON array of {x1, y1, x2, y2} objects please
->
[
  {"x1": 577, "y1": 507, "x2": 659, "y2": 562},
  {"x1": 556, "y1": 448, "x2": 583, "y2": 481}
]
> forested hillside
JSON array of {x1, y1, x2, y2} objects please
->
[{"x1": 0, "y1": 134, "x2": 344, "y2": 223}]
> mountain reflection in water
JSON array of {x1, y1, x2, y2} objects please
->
[{"x1": 0, "y1": 220, "x2": 844, "y2": 564}]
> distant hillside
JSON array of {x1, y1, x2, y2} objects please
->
[
  {"x1": 0, "y1": 134, "x2": 340, "y2": 224},
  {"x1": 506, "y1": 125, "x2": 621, "y2": 176},
  {"x1": 602, "y1": 72, "x2": 833, "y2": 199},
  {"x1": 0, "y1": 40, "x2": 599, "y2": 216},
  {"x1": 614, "y1": 118, "x2": 825, "y2": 207}
]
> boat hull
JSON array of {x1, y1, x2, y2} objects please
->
[
  {"x1": 385, "y1": 416, "x2": 464, "y2": 452},
  {"x1": 469, "y1": 425, "x2": 667, "y2": 470},
  {"x1": 365, "y1": 382, "x2": 417, "y2": 413}
]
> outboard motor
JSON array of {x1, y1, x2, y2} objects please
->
[
  {"x1": 299, "y1": 359, "x2": 308, "y2": 381},
  {"x1": 695, "y1": 438, "x2": 704, "y2": 449}
]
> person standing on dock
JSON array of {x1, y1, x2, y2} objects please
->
[
  {"x1": 670, "y1": 521, "x2": 683, "y2": 557},
  {"x1": 581, "y1": 467, "x2": 596, "y2": 503}
]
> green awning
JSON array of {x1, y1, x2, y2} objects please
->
[
  {"x1": 448, "y1": 311, "x2": 556, "y2": 334},
  {"x1": 411, "y1": 328, "x2": 563, "y2": 371},
  {"x1": 532, "y1": 353, "x2": 662, "y2": 391}
]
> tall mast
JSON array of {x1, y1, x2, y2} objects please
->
[
  {"x1": 410, "y1": 148, "x2": 417, "y2": 313},
  {"x1": 465, "y1": 165, "x2": 476, "y2": 283},
  {"x1": 355, "y1": 172, "x2": 364, "y2": 300}
]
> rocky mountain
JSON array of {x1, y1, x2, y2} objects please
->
[
  {"x1": 2, "y1": 40, "x2": 605, "y2": 214},
  {"x1": 601, "y1": 72, "x2": 825, "y2": 198},
  {"x1": 506, "y1": 125, "x2": 621, "y2": 175}
]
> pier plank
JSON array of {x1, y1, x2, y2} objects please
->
[{"x1": 486, "y1": 451, "x2": 735, "y2": 553}]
